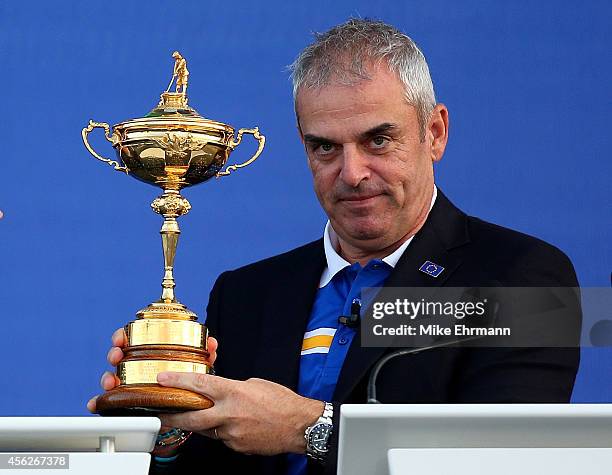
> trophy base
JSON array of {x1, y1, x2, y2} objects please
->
[
  {"x1": 99, "y1": 303, "x2": 213, "y2": 416},
  {"x1": 96, "y1": 384, "x2": 214, "y2": 416}
]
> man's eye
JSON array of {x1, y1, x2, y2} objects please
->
[
  {"x1": 370, "y1": 136, "x2": 389, "y2": 149},
  {"x1": 316, "y1": 143, "x2": 335, "y2": 155}
]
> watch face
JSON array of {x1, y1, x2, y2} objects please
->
[{"x1": 308, "y1": 423, "x2": 331, "y2": 452}]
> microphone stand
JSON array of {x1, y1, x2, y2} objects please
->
[{"x1": 366, "y1": 335, "x2": 484, "y2": 404}]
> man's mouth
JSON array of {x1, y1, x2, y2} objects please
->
[{"x1": 339, "y1": 193, "x2": 382, "y2": 203}]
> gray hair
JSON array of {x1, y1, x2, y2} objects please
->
[{"x1": 289, "y1": 18, "x2": 436, "y2": 138}]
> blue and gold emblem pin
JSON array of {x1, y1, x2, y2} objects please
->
[{"x1": 419, "y1": 261, "x2": 444, "y2": 277}]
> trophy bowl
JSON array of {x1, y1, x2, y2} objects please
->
[
  {"x1": 81, "y1": 54, "x2": 265, "y2": 415},
  {"x1": 83, "y1": 92, "x2": 265, "y2": 190},
  {"x1": 112, "y1": 117, "x2": 233, "y2": 188}
]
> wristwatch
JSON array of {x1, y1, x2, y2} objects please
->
[{"x1": 304, "y1": 401, "x2": 334, "y2": 463}]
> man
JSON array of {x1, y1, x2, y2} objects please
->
[
  {"x1": 167, "y1": 51, "x2": 189, "y2": 95},
  {"x1": 89, "y1": 19, "x2": 580, "y2": 475}
]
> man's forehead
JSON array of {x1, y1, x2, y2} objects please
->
[
  {"x1": 298, "y1": 94, "x2": 391, "y2": 126},
  {"x1": 297, "y1": 89, "x2": 416, "y2": 142},
  {"x1": 301, "y1": 114, "x2": 400, "y2": 140},
  {"x1": 297, "y1": 73, "x2": 401, "y2": 111},
  {"x1": 295, "y1": 65, "x2": 413, "y2": 137}
]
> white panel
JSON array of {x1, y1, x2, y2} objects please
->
[
  {"x1": 338, "y1": 404, "x2": 612, "y2": 475},
  {"x1": 0, "y1": 453, "x2": 150, "y2": 475},
  {"x1": 388, "y1": 448, "x2": 612, "y2": 475},
  {"x1": 0, "y1": 417, "x2": 160, "y2": 453}
]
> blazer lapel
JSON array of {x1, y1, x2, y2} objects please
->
[
  {"x1": 253, "y1": 240, "x2": 327, "y2": 391},
  {"x1": 333, "y1": 190, "x2": 471, "y2": 402}
]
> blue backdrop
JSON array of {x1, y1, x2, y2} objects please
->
[{"x1": 0, "y1": 0, "x2": 610, "y2": 415}]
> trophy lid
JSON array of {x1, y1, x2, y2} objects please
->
[
  {"x1": 81, "y1": 51, "x2": 264, "y2": 191},
  {"x1": 147, "y1": 92, "x2": 201, "y2": 119},
  {"x1": 113, "y1": 52, "x2": 235, "y2": 138},
  {"x1": 144, "y1": 50, "x2": 203, "y2": 120}
]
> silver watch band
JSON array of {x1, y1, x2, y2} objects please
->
[
  {"x1": 305, "y1": 401, "x2": 334, "y2": 463},
  {"x1": 321, "y1": 401, "x2": 333, "y2": 423}
]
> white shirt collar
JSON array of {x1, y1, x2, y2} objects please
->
[{"x1": 319, "y1": 185, "x2": 438, "y2": 288}]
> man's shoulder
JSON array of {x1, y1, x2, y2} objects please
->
[
  {"x1": 462, "y1": 214, "x2": 577, "y2": 286},
  {"x1": 220, "y1": 238, "x2": 324, "y2": 280},
  {"x1": 431, "y1": 190, "x2": 576, "y2": 285},
  {"x1": 466, "y1": 214, "x2": 568, "y2": 260}
]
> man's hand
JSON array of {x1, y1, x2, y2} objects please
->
[
  {"x1": 156, "y1": 372, "x2": 324, "y2": 456},
  {"x1": 86, "y1": 328, "x2": 219, "y2": 413}
]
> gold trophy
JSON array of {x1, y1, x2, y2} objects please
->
[{"x1": 82, "y1": 52, "x2": 265, "y2": 415}]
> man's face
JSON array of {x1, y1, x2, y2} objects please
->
[{"x1": 296, "y1": 62, "x2": 446, "y2": 254}]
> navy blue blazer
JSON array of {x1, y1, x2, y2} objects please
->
[{"x1": 168, "y1": 190, "x2": 580, "y2": 475}]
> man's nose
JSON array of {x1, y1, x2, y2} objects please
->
[{"x1": 339, "y1": 144, "x2": 370, "y2": 188}]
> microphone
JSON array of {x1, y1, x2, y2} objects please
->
[
  {"x1": 339, "y1": 298, "x2": 361, "y2": 328},
  {"x1": 590, "y1": 320, "x2": 612, "y2": 347},
  {"x1": 366, "y1": 335, "x2": 484, "y2": 404},
  {"x1": 588, "y1": 273, "x2": 612, "y2": 347}
]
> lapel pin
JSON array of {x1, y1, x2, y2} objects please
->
[{"x1": 419, "y1": 260, "x2": 445, "y2": 278}]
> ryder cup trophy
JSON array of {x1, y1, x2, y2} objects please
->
[{"x1": 81, "y1": 52, "x2": 265, "y2": 414}]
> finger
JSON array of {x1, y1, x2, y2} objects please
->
[
  {"x1": 100, "y1": 371, "x2": 120, "y2": 391},
  {"x1": 107, "y1": 347, "x2": 124, "y2": 366},
  {"x1": 111, "y1": 328, "x2": 127, "y2": 348},
  {"x1": 86, "y1": 396, "x2": 98, "y2": 413},
  {"x1": 157, "y1": 372, "x2": 229, "y2": 400},
  {"x1": 199, "y1": 428, "x2": 222, "y2": 440},
  {"x1": 207, "y1": 337, "x2": 218, "y2": 365},
  {"x1": 158, "y1": 410, "x2": 221, "y2": 433},
  {"x1": 207, "y1": 336, "x2": 218, "y2": 354}
]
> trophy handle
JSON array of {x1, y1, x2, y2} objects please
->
[
  {"x1": 217, "y1": 127, "x2": 266, "y2": 177},
  {"x1": 81, "y1": 120, "x2": 129, "y2": 174}
]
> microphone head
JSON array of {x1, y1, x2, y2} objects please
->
[{"x1": 590, "y1": 320, "x2": 612, "y2": 347}]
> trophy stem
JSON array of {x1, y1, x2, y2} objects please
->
[
  {"x1": 151, "y1": 190, "x2": 192, "y2": 304},
  {"x1": 160, "y1": 217, "x2": 179, "y2": 302}
]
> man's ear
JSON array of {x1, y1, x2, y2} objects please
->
[{"x1": 427, "y1": 104, "x2": 449, "y2": 163}]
